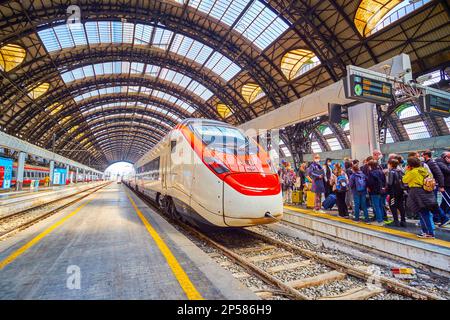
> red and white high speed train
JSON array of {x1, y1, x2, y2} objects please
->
[{"x1": 128, "y1": 118, "x2": 283, "y2": 228}]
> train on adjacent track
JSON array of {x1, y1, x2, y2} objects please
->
[{"x1": 126, "y1": 118, "x2": 283, "y2": 228}]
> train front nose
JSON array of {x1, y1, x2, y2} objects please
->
[{"x1": 222, "y1": 173, "x2": 283, "y2": 227}]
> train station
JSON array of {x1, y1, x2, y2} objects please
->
[{"x1": 0, "y1": 0, "x2": 449, "y2": 306}]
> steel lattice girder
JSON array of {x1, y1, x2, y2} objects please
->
[
  {"x1": 12, "y1": 75, "x2": 213, "y2": 137},
  {"x1": 30, "y1": 94, "x2": 191, "y2": 145},
  {"x1": 63, "y1": 123, "x2": 165, "y2": 163},
  {"x1": 2, "y1": 45, "x2": 253, "y2": 123},
  {"x1": 0, "y1": 2, "x2": 291, "y2": 112},
  {"x1": 51, "y1": 107, "x2": 177, "y2": 149}
]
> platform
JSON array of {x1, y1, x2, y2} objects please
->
[
  {"x1": 0, "y1": 182, "x2": 106, "y2": 217},
  {"x1": 0, "y1": 183, "x2": 256, "y2": 300},
  {"x1": 283, "y1": 205, "x2": 450, "y2": 273}
]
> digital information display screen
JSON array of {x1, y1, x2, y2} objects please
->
[
  {"x1": 346, "y1": 74, "x2": 393, "y2": 104},
  {"x1": 422, "y1": 94, "x2": 450, "y2": 117}
]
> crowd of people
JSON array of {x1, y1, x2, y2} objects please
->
[{"x1": 278, "y1": 149, "x2": 450, "y2": 239}]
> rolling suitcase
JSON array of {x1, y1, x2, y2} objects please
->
[
  {"x1": 306, "y1": 191, "x2": 315, "y2": 208},
  {"x1": 292, "y1": 190, "x2": 303, "y2": 204},
  {"x1": 322, "y1": 193, "x2": 336, "y2": 210}
]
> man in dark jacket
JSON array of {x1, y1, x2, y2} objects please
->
[
  {"x1": 436, "y1": 152, "x2": 450, "y2": 217},
  {"x1": 423, "y1": 150, "x2": 449, "y2": 226}
]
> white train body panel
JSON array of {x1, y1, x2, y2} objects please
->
[{"x1": 130, "y1": 119, "x2": 282, "y2": 228}]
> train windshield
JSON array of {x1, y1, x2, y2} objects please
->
[{"x1": 192, "y1": 125, "x2": 259, "y2": 155}]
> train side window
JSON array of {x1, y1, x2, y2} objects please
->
[{"x1": 171, "y1": 140, "x2": 176, "y2": 154}]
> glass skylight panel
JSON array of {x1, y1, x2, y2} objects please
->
[
  {"x1": 187, "y1": 81, "x2": 213, "y2": 100},
  {"x1": 153, "y1": 28, "x2": 173, "y2": 49},
  {"x1": 322, "y1": 127, "x2": 333, "y2": 135},
  {"x1": 398, "y1": 105, "x2": 419, "y2": 119},
  {"x1": 189, "y1": 0, "x2": 246, "y2": 25},
  {"x1": 385, "y1": 129, "x2": 394, "y2": 144},
  {"x1": 146, "y1": 65, "x2": 160, "y2": 76},
  {"x1": 111, "y1": 21, "x2": 123, "y2": 43},
  {"x1": 234, "y1": 0, "x2": 288, "y2": 50},
  {"x1": 311, "y1": 141, "x2": 322, "y2": 153},
  {"x1": 326, "y1": 138, "x2": 342, "y2": 151},
  {"x1": 445, "y1": 117, "x2": 450, "y2": 131},
  {"x1": 134, "y1": 24, "x2": 153, "y2": 44},
  {"x1": 130, "y1": 62, "x2": 144, "y2": 73},
  {"x1": 404, "y1": 121, "x2": 430, "y2": 140},
  {"x1": 204, "y1": 52, "x2": 241, "y2": 81},
  {"x1": 123, "y1": 23, "x2": 135, "y2": 43},
  {"x1": 61, "y1": 72, "x2": 75, "y2": 83},
  {"x1": 53, "y1": 24, "x2": 74, "y2": 49},
  {"x1": 97, "y1": 21, "x2": 112, "y2": 43},
  {"x1": 38, "y1": 28, "x2": 61, "y2": 51}
]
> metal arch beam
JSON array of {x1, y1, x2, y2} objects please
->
[
  {"x1": 7, "y1": 59, "x2": 246, "y2": 131},
  {"x1": 38, "y1": 105, "x2": 178, "y2": 149},
  {"x1": 0, "y1": 3, "x2": 290, "y2": 117},
  {"x1": 3, "y1": 46, "x2": 251, "y2": 122},
  {"x1": 75, "y1": 94, "x2": 192, "y2": 118},
  {"x1": 14, "y1": 75, "x2": 212, "y2": 139},
  {"x1": 30, "y1": 92, "x2": 193, "y2": 138},
  {"x1": 328, "y1": 122, "x2": 351, "y2": 150},
  {"x1": 325, "y1": 0, "x2": 378, "y2": 64},
  {"x1": 64, "y1": 123, "x2": 164, "y2": 161},
  {"x1": 268, "y1": 0, "x2": 346, "y2": 81},
  {"x1": 51, "y1": 108, "x2": 176, "y2": 152},
  {"x1": 57, "y1": 115, "x2": 169, "y2": 151},
  {"x1": 59, "y1": 117, "x2": 169, "y2": 162}
]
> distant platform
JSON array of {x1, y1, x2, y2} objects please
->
[
  {"x1": 0, "y1": 184, "x2": 255, "y2": 299},
  {"x1": 283, "y1": 205, "x2": 450, "y2": 273}
]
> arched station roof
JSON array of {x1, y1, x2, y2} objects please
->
[{"x1": 0, "y1": 0, "x2": 448, "y2": 169}]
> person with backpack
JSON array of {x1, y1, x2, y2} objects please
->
[
  {"x1": 403, "y1": 157, "x2": 439, "y2": 239},
  {"x1": 330, "y1": 163, "x2": 349, "y2": 217},
  {"x1": 422, "y1": 150, "x2": 449, "y2": 227},
  {"x1": 367, "y1": 160, "x2": 386, "y2": 226},
  {"x1": 349, "y1": 163, "x2": 369, "y2": 222},
  {"x1": 436, "y1": 152, "x2": 450, "y2": 217},
  {"x1": 307, "y1": 154, "x2": 326, "y2": 212},
  {"x1": 386, "y1": 159, "x2": 406, "y2": 227}
]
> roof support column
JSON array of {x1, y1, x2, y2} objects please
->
[
  {"x1": 15, "y1": 152, "x2": 26, "y2": 191},
  {"x1": 49, "y1": 160, "x2": 55, "y2": 186},
  {"x1": 348, "y1": 103, "x2": 380, "y2": 162}
]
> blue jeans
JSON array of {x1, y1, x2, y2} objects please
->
[
  {"x1": 353, "y1": 191, "x2": 368, "y2": 221},
  {"x1": 419, "y1": 209, "x2": 435, "y2": 236},
  {"x1": 370, "y1": 194, "x2": 383, "y2": 223},
  {"x1": 433, "y1": 189, "x2": 449, "y2": 224},
  {"x1": 440, "y1": 187, "x2": 450, "y2": 215}
]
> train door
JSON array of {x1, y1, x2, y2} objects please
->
[{"x1": 161, "y1": 153, "x2": 168, "y2": 192}]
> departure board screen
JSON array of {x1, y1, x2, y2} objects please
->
[
  {"x1": 423, "y1": 94, "x2": 450, "y2": 117},
  {"x1": 347, "y1": 74, "x2": 393, "y2": 104}
]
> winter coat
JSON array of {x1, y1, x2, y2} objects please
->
[
  {"x1": 436, "y1": 156, "x2": 450, "y2": 187},
  {"x1": 367, "y1": 168, "x2": 386, "y2": 195},
  {"x1": 425, "y1": 158, "x2": 444, "y2": 187},
  {"x1": 307, "y1": 162, "x2": 325, "y2": 194},
  {"x1": 403, "y1": 167, "x2": 437, "y2": 214},
  {"x1": 403, "y1": 166, "x2": 431, "y2": 188}
]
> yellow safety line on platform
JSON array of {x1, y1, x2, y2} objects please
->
[
  {"x1": 0, "y1": 198, "x2": 95, "y2": 270},
  {"x1": 126, "y1": 192, "x2": 203, "y2": 300},
  {"x1": 284, "y1": 205, "x2": 450, "y2": 248}
]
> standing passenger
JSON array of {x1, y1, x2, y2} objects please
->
[
  {"x1": 422, "y1": 150, "x2": 449, "y2": 226},
  {"x1": 307, "y1": 154, "x2": 326, "y2": 213},
  {"x1": 386, "y1": 159, "x2": 406, "y2": 227},
  {"x1": 367, "y1": 160, "x2": 386, "y2": 225},
  {"x1": 331, "y1": 163, "x2": 349, "y2": 217},
  {"x1": 436, "y1": 152, "x2": 450, "y2": 217},
  {"x1": 403, "y1": 157, "x2": 439, "y2": 238},
  {"x1": 323, "y1": 158, "x2": 333, "y2": 198},
  {"x1": 349, "y1": 163, "x2": 369, "y2": 222}
]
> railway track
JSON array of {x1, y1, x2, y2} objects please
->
[
  {"x1": 0, "y1": 182, "x2": 110, "y2": 240},
  {"x1": 127, "y1": 184, "x2": 445, "y2": 301}
]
